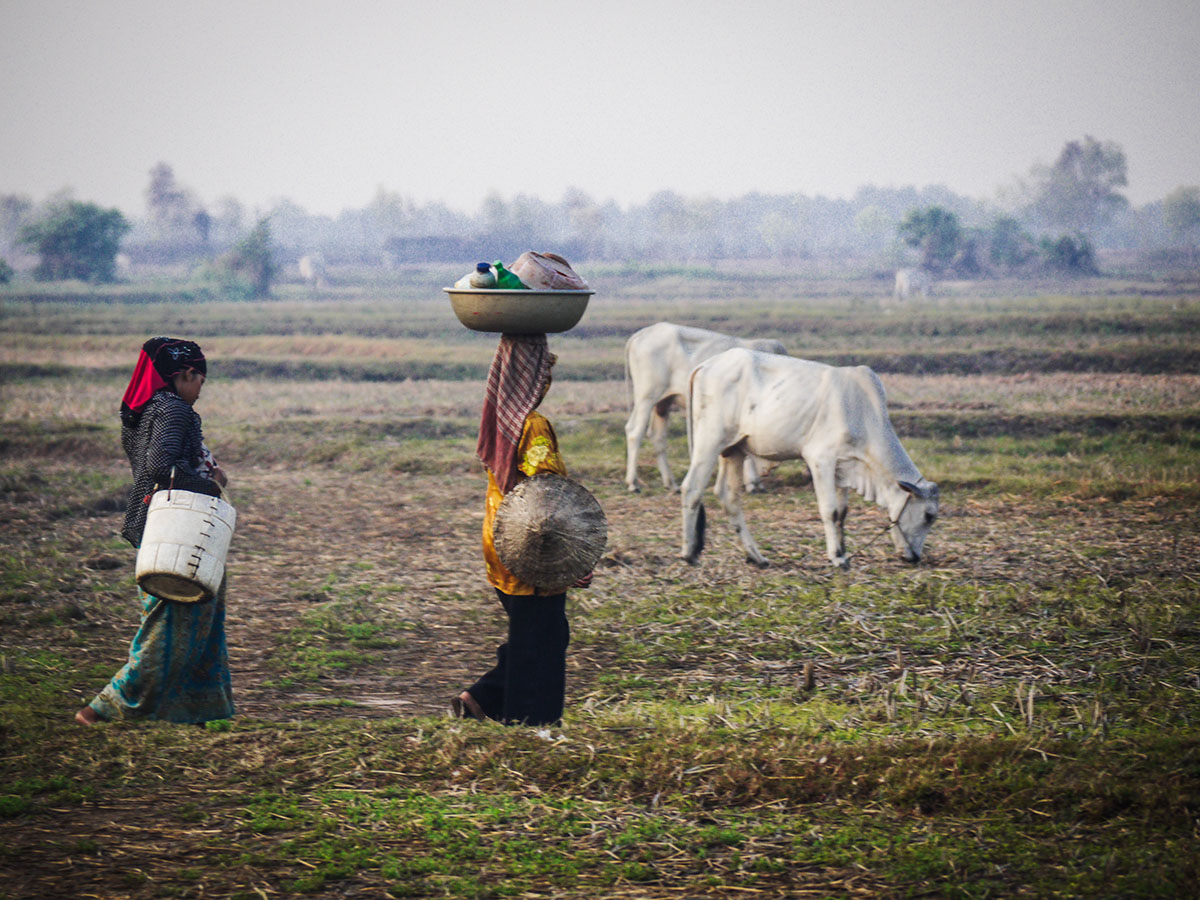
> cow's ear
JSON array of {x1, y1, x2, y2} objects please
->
[{"x1": 898, "y1": 480, "x2": 922, "y2": 497}]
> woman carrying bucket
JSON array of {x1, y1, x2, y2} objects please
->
[
  {"x1": 453, "y1": 333, "x2": 594, "y2": 727},
  {"x1": 75, "y1": 337, "x2": 235, "y2": 726}
]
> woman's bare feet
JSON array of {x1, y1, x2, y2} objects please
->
[{"x1": 74, "y1": 706, "x2": 100, "y2": 725}]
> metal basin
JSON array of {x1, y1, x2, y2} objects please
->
[{"x1": 444, "y1": 288, "x2": 594, "y2": 333}]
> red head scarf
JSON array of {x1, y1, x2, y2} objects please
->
[
  {"x1": 476, "y1": 334, "x2": 556, "y2": 493},
  {"x1": 120, "y1": 337, "x2": 206, "y2": 427}
]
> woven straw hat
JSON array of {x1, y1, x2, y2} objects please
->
[{"x1": 494, "y1": 473, "x2": 607, "y2": 592}]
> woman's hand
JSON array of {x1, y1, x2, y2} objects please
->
[
  {"x1": 211, "y1": 466, "x2": 229, "y2": 488},
  {"x1": 571, "y1": 572, "x2": 593, "y2": 589}
]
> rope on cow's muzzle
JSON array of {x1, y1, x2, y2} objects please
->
[{"x1": 847, "y1": 493, "x2": 914, "y2": 562}]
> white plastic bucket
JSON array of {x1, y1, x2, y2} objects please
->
[{"x1": 135, "y1": 489, "x2": 237, "y2": 603}]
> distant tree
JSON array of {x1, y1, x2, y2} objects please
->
[
  {"x1": 1163, "y1": 186, "x2": 1200, "y2": 249},
  {"x1": 0, "y1": 258, "x2": 13, "y2": 284},
  {"x1": 950, "y1": 232, "x2": 983, "y2": 277},
  {"x1": 987, "y1": 216, "x2": 1036, "y2": 270},
  {"x1": 1031, "y1": 136, "x2": 1128, "y2": 236},
  {"x1": 366, "y1": 188, "x2": 412, "y2": 242},
  {"x1": 0, "y1": 193, "x2": 33, "y2": 256},
  {"x1": 562, "y1": 187, "x2": 607, "y2": 259},
  {"x1": 853, "y1": 204, "x2": 893, "y2": 251},
  {"x1": 146, "y1": 162, "x2": 192, "y2": 226},
  {"x1": 18, "y1": 200, "x2": 129, "y2": 282},
  {"x1": 213, "y1": 196, "x2": 245, "y2": 239},
  {"x1": 215, "y1": 218, "x2": 277, "y2": 298},
  {"x1": 193, "y1": 209, "x2": 212, "y2": 245},
  {"x1": 146, "y1": 162, "x2": 209, "y2": 244},
  {"x1": 760, "y1": 210, "x2": 807, "y2": 259},
  {"x1": 1039, "y1": 233, "x2": 1097, "y2": 274},
  {"x1": 897, "y1": 206, "x2": 963, "y2": 272}
]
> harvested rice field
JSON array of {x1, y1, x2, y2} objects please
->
[{"x1": 2, "y1": 266, "x2": 1198, "y2": 898}]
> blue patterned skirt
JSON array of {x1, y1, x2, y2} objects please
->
[{"x1": 89, "y1": 577, "x2": 234, "y2": 723}]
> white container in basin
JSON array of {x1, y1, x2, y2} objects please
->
[
  {"x1": 136, "y1": 489, "x2": 237, "y2": 602},
  {"x1": 443, "y1": 288, "x2": 594, "y2": 333}
]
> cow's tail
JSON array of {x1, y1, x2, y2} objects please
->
[
  {"x1": 681, "y1": 364, "x2": 705, "y2": 562},
  {"x1": 685, "y1": 363, "x2": 698, "y2": 458},
  {"x1": 623, "y1": 338, "x2": 633, "y2": 415}
]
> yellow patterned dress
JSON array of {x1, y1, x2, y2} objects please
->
[{"x1": 482, "y1": 411, "x2": 567, "y2": 594}]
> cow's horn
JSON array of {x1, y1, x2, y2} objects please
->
[{"x1": 898, "y1": 480, "x2": 924, "y2": 498}]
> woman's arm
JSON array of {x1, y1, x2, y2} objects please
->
[
  {"x1": 517, "y1": 416, "x2": 567, "y2": 478},
  {"x1": 145, "y1": 400, "x2": 193, "y2": 482}
]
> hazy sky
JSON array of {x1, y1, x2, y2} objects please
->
[{"x1": 3, "y1": 0, "x2": 1198, "y2": 218}]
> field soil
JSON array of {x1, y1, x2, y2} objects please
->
[
  {"x1": 5, "y1": 450, "x2": 1196, "y2": 899},
  {"x1": 3, "y1": 275, "x2": 1199, "y2": 899}
]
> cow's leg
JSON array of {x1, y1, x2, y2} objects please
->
[
  {"x1": 742, "y1": 454, "x2": 764, "y2": 494},
  {"x1": 834, "y1": 486, "x2": 850, "y2": 559},
  {"x1": 650, "y1": 399, "x2": 678, "y2": 491},
  {"x1": 717, "y1": 450, "x2": 768, "y2": 567},
  {"x1": 809, "y1": 459, "x2": 850, "y2": 569},
  {"x1": 623, "y1": 398, "x2": 656, "y2": 492},
  {"x1": 680, "y1": 446, "x2": 720, "y2": 564}
]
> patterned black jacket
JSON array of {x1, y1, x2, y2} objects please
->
[{"x1": 121, "y1": 390, "x2": 221, "y2": 547}]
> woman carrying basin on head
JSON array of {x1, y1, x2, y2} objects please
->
[
  {"x1": 452, "y1": 333, "x2": 591, "y2": 727},
  {"x1": 75, "y1": 337, "x2": 234, "y2": 726}
]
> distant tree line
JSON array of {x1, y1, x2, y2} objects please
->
[{"x1": 2, "y1": 137, "x2": 1198, "y2": 288}]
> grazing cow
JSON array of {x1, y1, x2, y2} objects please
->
[
  {"x1": 681, "y1": 348, "x2": 939, "y2": 569},
  {"x1": 624, "y1": 322, "x2": 788, "y2": 493},
  {"x1": 893, "y1": 267, "x2": 932, "y2": 301}
]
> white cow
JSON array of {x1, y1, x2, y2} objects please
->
[
  {"x1": 893, "y1": 267, "x2": 932, "y2": 301},
  {"x1": 681, "y1": 348, "x2": 939, "y2": 569},
  {"x1": 624, "y1": 322, "x2": 788, "y2": 494}
]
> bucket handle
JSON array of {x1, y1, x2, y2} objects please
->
[{"x1": 155, "y1": 465, "x2": 232, "y2": 506}]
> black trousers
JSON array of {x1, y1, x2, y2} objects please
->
[{"x1": 468, "y1": 589, "x2": 569, "y2": 726}]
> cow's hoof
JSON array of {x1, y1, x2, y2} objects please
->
[
  {"x1": 626, "y1": 484, "x2": 640, "y2": 494},
  {"x1": 833, "y1": 557, "x2": 851, "y2": 571},
  {"x1": 747, "y1": 556, "x2": 770, "y2": 569},
  {"x1": 681, "y1": 553, "x2": 699, "y2": 566}
]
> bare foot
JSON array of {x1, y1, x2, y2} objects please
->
[
  {"x1": 450, "y1": 691, "x2": 485, "y2": 720},
  {"x1": 74, "y1": 706, "x2": 100, "y2": 726}
]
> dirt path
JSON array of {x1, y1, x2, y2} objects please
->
[
  {"x1": 6, "y1": 456, "x2": 1193, "y2": 726},
  {"x1": 222, "y1": 464, "x2": 647, "y2": 722},
  {"x1": 223, "y1": 466, "x2": 504, "y2": 719},
  {"x1": 220, "y1": 463, "x2": 1199, "y2": 724}
]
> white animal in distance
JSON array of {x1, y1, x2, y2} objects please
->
[
  {"x1": 893, "y1": 267, "x2": 932, "y2": 301},
  {"x1": 624, "y1": 322, "x2": 788, "y2": 494},
  {"x1": 298, "y1": 254, "x2": 327, "y2": 288},
  {"x1": 681, "y1": 348, "x2": 939, "y2": 569}
]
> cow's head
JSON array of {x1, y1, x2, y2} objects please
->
[{"x1": 891, "y1": 480, "x2": 939, "y2": 563}]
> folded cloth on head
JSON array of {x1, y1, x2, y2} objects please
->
[{"x1": 510, "y1": 252, "x2": 589, "y2": 291}]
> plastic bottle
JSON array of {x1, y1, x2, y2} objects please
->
[
  {"x1": 492, "y1": 260, "x2": 529, "y2": 290},
  {"x1": 468, "y1": 262, "x2": 496, "y2": 288}
]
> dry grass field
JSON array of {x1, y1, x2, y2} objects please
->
[{"x1": 2, "y1": 266, "x2": 1199, "y2": 898}]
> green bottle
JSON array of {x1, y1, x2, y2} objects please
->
[{"x1": 493, "y1": 260, "x2": 529, "y2": 290}]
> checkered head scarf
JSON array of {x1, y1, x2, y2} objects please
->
[
  {"x1": 120, "y1": 337, "x2": 206, "y2": 427},
  {"x1": 476, "y1": 334, "x2": 556, "y2": 493}
]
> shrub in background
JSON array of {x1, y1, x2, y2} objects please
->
[
  {"x1": 1039, "y1": 234, "x2": 1097, "y2": 274},
  {"x1": 18, "y1": 201, "x2": 129, "y2": 282},
  {"x1": 202, "y1": 218, "x2": 277, "y2": 299}
]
